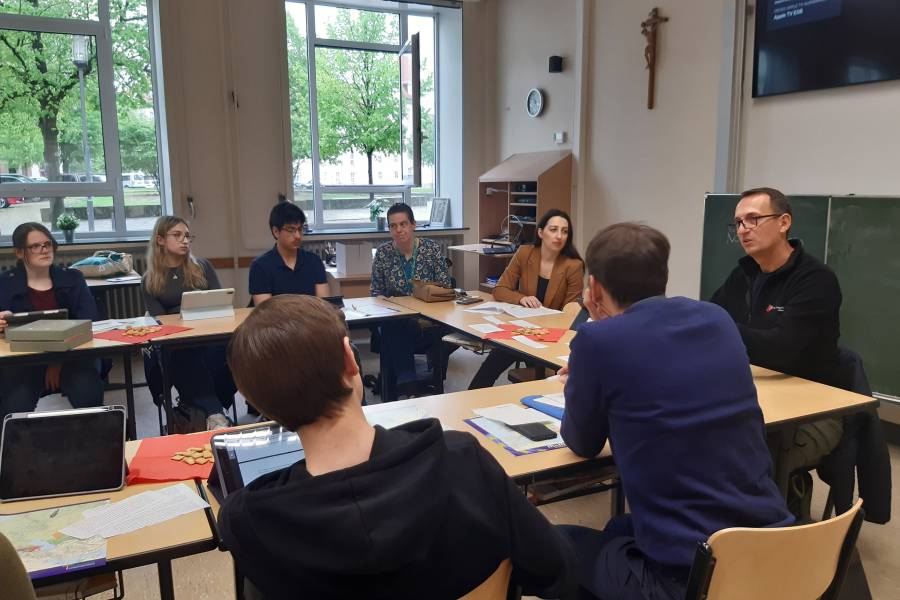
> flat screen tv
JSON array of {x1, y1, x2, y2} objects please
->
[{"x1": 753, "y1": 0, "x2": 900, "y2": 97}]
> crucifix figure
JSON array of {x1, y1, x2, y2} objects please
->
[{"x1": 641, "y1": 7, "x2": 669, "y2": 110}]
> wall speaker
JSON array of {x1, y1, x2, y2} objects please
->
[{"x1": 549, "y1": 56, "x2": 563, "y2": 73}]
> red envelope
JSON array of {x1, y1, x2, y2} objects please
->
[
  {"x1": 127, "y1": 431, "x2": 219, "y2": 484},
  {"x1": 95, "y1": 324, "x2": 192, "y2": 344}
]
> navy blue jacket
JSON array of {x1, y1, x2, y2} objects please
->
[
  {"x1": 561, "y1": 296, "x2": 793, "y2": 570},
  {"x1": 0, "y1": 264, "x2": 98, "y2": 321}
]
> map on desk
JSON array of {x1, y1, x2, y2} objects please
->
[{"x1": 0, "y1": 500, "x2": 108, "y2": 579}]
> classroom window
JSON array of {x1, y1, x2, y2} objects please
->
[
  {"x1": 284, "y1": 1, "x2": 437, "y2": 229},
  {"x1": 0, "y1": 0, "x2": 168, "y2": 243}
]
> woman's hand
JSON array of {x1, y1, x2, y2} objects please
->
[
  {"x1": 45, "y1": 364, "x2": 62, "y2": 392},
  {"x1": 0, "y1": 310, "x2": 11, "y2": 335},
  {"x1": 519, "y1": 296, "x2": 542, "y2": 309}
]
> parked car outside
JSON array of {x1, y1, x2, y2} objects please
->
[{"x1": 0, "y1": 173, "x2": 30, "y2": 208}]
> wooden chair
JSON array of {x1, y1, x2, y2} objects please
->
[
  {"x1": 459, "y1": 559, "x2": 521, "y2": 600},
  {"x1": 684, "y1": 499, "x2": 864, "y2": 600},
  {"x1": 0, "y1": 531, "x2": 36, "y2": 600}
]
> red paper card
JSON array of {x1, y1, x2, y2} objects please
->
[
  {"x1": 484, "y1": 324, "x2": 567, "y2": 343},
  {"x1": 95, "y1": 324, "x2": 192, "y2": 345},
  {"x1": 127, "y1": 431, "x2": 219, "y2": 484}
]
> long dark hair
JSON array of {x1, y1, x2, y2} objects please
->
[{"x1": 534, "y1": 209, "x2": 581, "y2": 261}]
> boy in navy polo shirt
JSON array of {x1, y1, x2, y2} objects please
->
[
  {"x1": 557, "y1": 223, "x2": 792, "y2": 600},
  {"x1": 249, "y1": 203, "x2": 328, "y2": 306}
]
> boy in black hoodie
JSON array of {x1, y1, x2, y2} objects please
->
[{"x1": 222, "y1": 294, "x2": 575, "y2": 599}]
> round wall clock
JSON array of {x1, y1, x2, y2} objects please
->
[{"x1": 526, "y1": 88, "x2": 544, "y2": 118}]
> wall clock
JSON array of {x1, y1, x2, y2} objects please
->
[{"x1": 526, "y1": 88, "x2": 544, "y2": 118}]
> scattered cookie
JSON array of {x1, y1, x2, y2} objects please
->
[
  {"x1": 123, "y1": 325, "x2": 163, "y2": 337},
  {"x1": 184, "y1": 456, "x2": 196, "y2": 465},
  {"x1": 514, "y1": 327, "x2": 550, "y2": 337},
  {"x1": 171, "y1": 455, "x2": 184, "y2": 461},
  {"x1": 196, "y1": 457, "x2": 208, "y2": 465}
]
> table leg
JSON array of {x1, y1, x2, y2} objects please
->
[
  {"x1": 160, "y1": 345, "x2": 175, "y2": 435},
  {"x1": 610, "y1": 482, "x2": 626, "y2": 517},
  {"x1": 768, "y1": 426, "x2": 797, "y2": 499},
  {"x1": 158, "y1": 559, "x2": 175, "y2": 600},
  {"x1": 123, "y1": 349, "x2": 136, "y2": 440}
]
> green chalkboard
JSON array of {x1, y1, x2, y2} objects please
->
[
  {"x1": 699, "y1": 194, "x2": 829, "y2": 300},
  {"x1": 826, "y1": 197, "x2": 900, "y2": 398}
]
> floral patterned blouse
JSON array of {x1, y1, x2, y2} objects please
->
[{"x1": 370, "y1": 238, "x2": 451, "y2": 297}]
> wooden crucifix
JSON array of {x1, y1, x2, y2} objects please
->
[{"x1": 641, "y1": 7, "x2": 669, "y2": 110}]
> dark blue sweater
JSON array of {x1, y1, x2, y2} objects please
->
[{"x1": 561, "y1": 296, "x2": 793, "y2": 569}]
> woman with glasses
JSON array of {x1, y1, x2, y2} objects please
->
[
  {"x1": 142, "y1": 216, "x2": 236, "y2": 431},
  {"x1": 0, "y1": 222, "x2": 104, "y2": 419}
]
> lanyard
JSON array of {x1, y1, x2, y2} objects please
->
[{"x1": 400, "y1": 240, "x2": 418, "y2": 292}]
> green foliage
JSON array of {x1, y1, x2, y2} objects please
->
[
  {"x1": 118, "y1": 110, "x2": 158, "y2": 177},
  {"x1": 368, "y1": 196, "x2": 391, "y2": 221},
  {"x1": 56, "y1": 211, "x2": 79, "y2": 230},
  {"x1": 315, "y1": 10, "x2": 401, "y2": 183}
]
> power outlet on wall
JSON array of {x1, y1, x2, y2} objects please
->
[{"x1": 554, "y1": 131, "x2": 567, "y2": 144}]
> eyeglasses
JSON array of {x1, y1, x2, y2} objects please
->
[
  {"x1": 728, "y1": 214, "x2": 783, "y2": 232},
  {"x1": 167, "y1": 232, "x2": 196, "y2": 242},
  {"x1": 280, "y1": 226, "x2": 303, "y2": 235},
  {"x1": 26, "y1": 242, "x2": 54, "y2": 254}
]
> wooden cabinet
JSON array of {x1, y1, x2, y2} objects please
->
[{"x1": 476, "y1": 151, "x2": 573, "y2": 292}]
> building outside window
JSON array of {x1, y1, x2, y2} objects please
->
[{"x1": 0, "y1": 0, "x2": 168, "y2": 242}]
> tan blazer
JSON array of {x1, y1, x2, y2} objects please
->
[{"x1": 493, "y1": 245, "x2": 584, "y2": 310}]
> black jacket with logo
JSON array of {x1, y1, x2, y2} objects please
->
[{"x1": 710, "y1": 240, "x2": 843, "y2": 387}]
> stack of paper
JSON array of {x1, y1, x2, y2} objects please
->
[
  {"x1": 91, "y1": 315, "x2": 159, "y2": 334},
  {"x1": 61, "y1": 483, "x2": 209, "y2": 540},
  {"x1": 364, "y1": 405, "x2": 429, "y2": 429},
  {"x1": 473, "y1": 403, "x2": 555, "y2": 425},
  {"x1": 462, "y1": 301, "x2": 561, "y2": 319}
]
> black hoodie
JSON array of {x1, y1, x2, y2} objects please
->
[
  {"x1": 218, "y1": 419, "x2": 575, "y2": 599},
  {"x1": 710, "y1": 240, "x2": 842, "y2": 387}
]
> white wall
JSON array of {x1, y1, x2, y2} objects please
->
[
  {"x1": 582, "y1": 0, "x2": 725, "y2": 298},
  {"x1": 494, "y1": 0, "x2": 578, "y2": 159}
]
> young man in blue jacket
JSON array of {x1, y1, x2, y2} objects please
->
[{"x1": 557, "y1": 222, "x2": 793, "y2": 600}]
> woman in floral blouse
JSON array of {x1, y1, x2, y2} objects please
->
[{"x1": 370, "y1": 203, "x2": 453, "y2": 399}]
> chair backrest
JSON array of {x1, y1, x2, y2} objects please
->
[
  {"x1": 691, "y1": 499, "x2": 863, "y2": 600},
  {"x1": 0, "y1": 531, "x2": 37, "y2": 600},
  {"x1": 459, "y1": 559, "x2": 515, "y2": 600}
]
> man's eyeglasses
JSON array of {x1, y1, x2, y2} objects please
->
[
  {"x1": 280, "y1": 226, "x2": 303, "y2": 235},
  {"x1": 26, "y1": 242, "x2": 54, "y2": 254},
  {"x1": 728, "y1": 214, "x2": 783, "y2": 232},
  {"x1": 167, "y1": 232, "x2": 196, "y2": 242}
]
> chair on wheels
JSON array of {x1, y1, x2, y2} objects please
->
[{"x1": 684, "y1": 499, "x2": 864, "y2": 600}]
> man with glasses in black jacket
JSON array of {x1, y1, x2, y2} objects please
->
[{"x1": 710, "y1": 187, "x2": 844, "y2": 505}]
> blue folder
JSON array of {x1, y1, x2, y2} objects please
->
[{"x1": 520, "y1": 395, "x2": 564, "y2": 420}]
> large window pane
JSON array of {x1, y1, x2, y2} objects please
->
[
  {"x1": 0, "y1": 0, "x2": 99, "y2": 20},
  {"x1": 316, "y1": 46, "x2": 401, "y2": 187},
  {"x1": 322, "y1": 191, "x2": 402, "y2": 226},
  {"x1": 110, "y1": 0, "x2": 163, "y2": 231},
  {"x1": 285, "y1": 2, "x2": 314, "y2": 224},
  {"x1": 0, "y1": 30, "x2": 107, "y2": 183},
  {"x1": 314, "y1": 6, "x2": 398, "y2": 45},
  {"x1": 409, "y1": 15, "x2": 435, "y2": 196}
]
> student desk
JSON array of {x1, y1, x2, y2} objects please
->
[
  {"x1": 0, "y1": 474, "x2": 216, "y2": 600},
  {"x1": 153, "y1": 298, "x2": 421, "y2": 432},
  {"x1": 0, "y1": 337, "x2": 139, "y2": 440},
  {"x1": 384, "y1": 291, "x2": 577, "y2": 370}
]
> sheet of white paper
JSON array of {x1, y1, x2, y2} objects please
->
[
  {"x1": 364, "y1": 405, "x2": 429, "y2": 429},
  {"x1": 469, "y1": 323, "x2": 504, "y2": 334},
  {"x1": 483, "y1": 315, "x2": 505, "y2": 325},
  {"x1": 538, "y1": 393, "x2": 566, "y2": 408},
  {"x1": 502, "y1": 305, "x2": 562, "y2": 319},
  {"x1": 462, "y1": 301, "x2": 515, "y2": 314},
  {"x1": 347, "y1": 303, "x2": 398, "y2": 317},
  {"x1": 557, "y1": 355, "x2": 569, "y2": 363},
  {"x1": 508, "y1": 319, "x2": 540, "y2": 328},
  {"x1": 105, "y1": 275, "x2": 142, "y2": 283},
  {"x1": 61, "y1": 483, "x2": 209, "y2": 540},
  {"x1": 473, "y1": 403, "x2": 555, "y2": 426},
  {"x1": 511, "y1": 334, "x2": 547, "y2": 349},
  {"x1": 341, "y1": 309, "x2": 367, "y2": 321},
  {"x1": 469, "y1": 417, "x2": 564, "y2": 453}
]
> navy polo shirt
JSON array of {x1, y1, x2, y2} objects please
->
[{"x1": 248, "y1": 246, "x2": 327, "y2": 297}]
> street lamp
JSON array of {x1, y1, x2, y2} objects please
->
[{"x1": 72, "y1": 35, "x2": 95, "y2": 231}]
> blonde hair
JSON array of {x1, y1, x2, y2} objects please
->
[{"x1": 144, "y1": 216, "x2": 208, "y2": 297}]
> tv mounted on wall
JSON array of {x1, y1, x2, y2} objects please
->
[{"x1": 753, "y1": 0, "x2": 900, "y2": 97}]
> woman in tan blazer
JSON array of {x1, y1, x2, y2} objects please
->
[{"x1": 469, "y1": 209, "x2": 584, "y2": 389}]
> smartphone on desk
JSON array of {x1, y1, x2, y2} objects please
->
[
  {"x1": 508, "y1": 422, "x2": 557, "y2": 442},
  {"x1": 456, "y1": 296, "x2": 483, "y2": 305}
]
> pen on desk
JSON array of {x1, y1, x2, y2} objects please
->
[{"x1": 50, "y1": 509, "x2": 59, "y2": 518}]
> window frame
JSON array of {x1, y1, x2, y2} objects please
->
[
  {"x1": 287, "y1": 0, "x2": 439, "y2": 230},
  {"x1": 0, "y1": 0, "x2": 169, "y2": 243}
]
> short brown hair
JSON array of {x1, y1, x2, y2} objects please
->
[
  {"x1": 740, "y1": 186, "x2": 792, "y2": 217},
  {"x1": 584, "y1": 223, "x2": 670, "y2": 307},
  {"x1": 228, "y1": 295, "x2": 353, "y2": 429}
]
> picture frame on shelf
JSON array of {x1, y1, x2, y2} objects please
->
[{"x1": 429, "y1": 197, "x2": 451, "y2": 227}]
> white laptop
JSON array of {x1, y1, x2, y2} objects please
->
[{"x1": 181, "y1": 288, "x2": 236, "y2": 321}]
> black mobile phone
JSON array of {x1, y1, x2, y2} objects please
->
[
  {"x1": 508, "y1": 422, "x2": 557, "y2": 442},
  {"x1": 456, "y1": 296, "x2": 484, "y2": 305}
]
